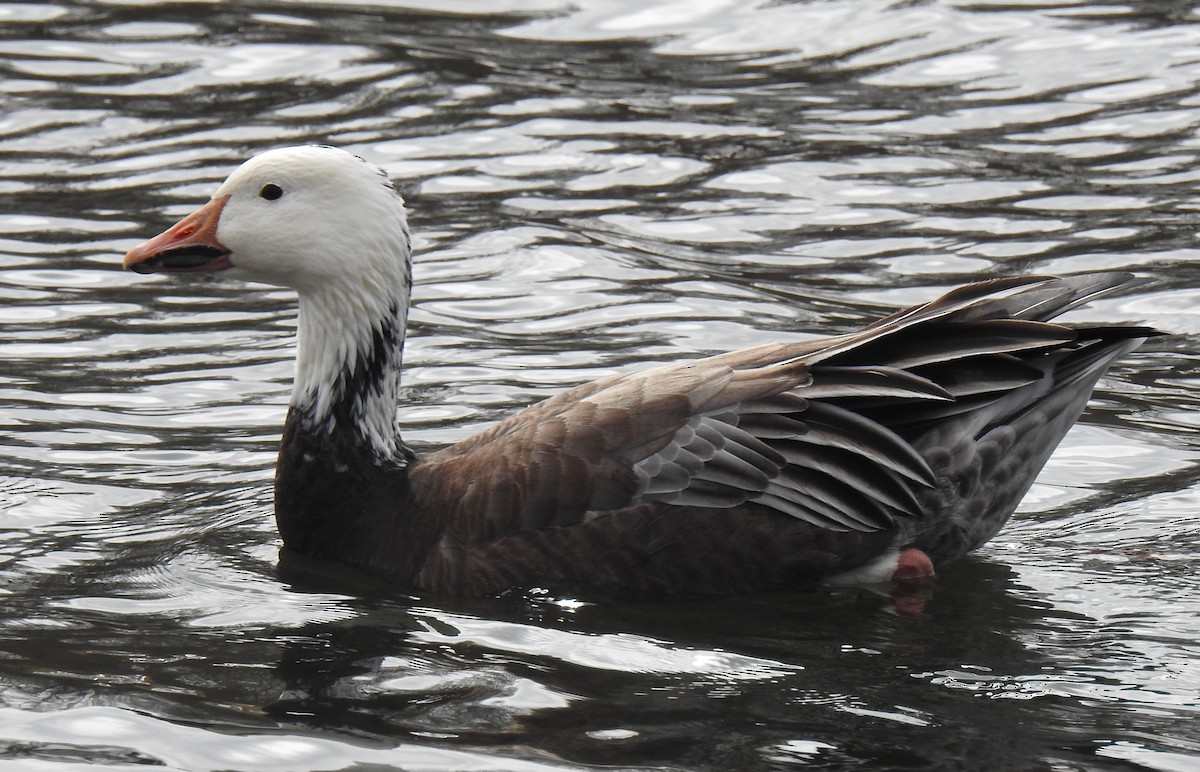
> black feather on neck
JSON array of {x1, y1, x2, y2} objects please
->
[{"x1": 276, "y1": 300, "x2": 426, "y2": 577}]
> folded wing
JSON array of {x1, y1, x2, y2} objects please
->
[{"x1": 411, "y1": 272, "x2": 1153, "y2": 588}]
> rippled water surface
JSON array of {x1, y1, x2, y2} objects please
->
[{"x1": 3, "y1": 1, "x2": 1200, "y2": 769}]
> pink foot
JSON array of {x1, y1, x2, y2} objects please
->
[{"x1": 892, "y1": 547, "x2": 936, "y2": 583}]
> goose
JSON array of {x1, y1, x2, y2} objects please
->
[{"x1": 123, "y1": 145, "x2": 1157, "y2": 596}]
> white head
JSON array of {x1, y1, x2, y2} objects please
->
[
  {"x1": 125, "y1": 145, "x2": 411, "y2": 293},
  {"x1": 125, "y1": 146, "x2": 414, "y2": 458}
]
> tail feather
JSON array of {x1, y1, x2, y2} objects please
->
[{"x1": 791, "y1": 272, "x2": 1157, "y2": 559}]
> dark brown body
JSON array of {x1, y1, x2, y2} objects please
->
[{"x1": 274, "y1": 274, "x2": 1154, "y2": 596}]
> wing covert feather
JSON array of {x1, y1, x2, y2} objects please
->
[{"x1": 407, "y1": 272, "x2": 1151, "y2": 587}]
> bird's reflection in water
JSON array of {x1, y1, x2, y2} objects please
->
[{"x1": 265, "y1": 554, "x2": 1112, "y2": 770}]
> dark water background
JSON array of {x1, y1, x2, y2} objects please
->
[{"x1": 2, "y1": 1, "x2": 1200, "y2": 769}]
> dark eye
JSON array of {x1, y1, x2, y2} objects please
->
[{"x1": 259, "y1": 183, "x2": 283, "y2": 201}]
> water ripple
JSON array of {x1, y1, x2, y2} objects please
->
[{"x1": 1, "y1": 1, "x2": 1198, "y2": 770}]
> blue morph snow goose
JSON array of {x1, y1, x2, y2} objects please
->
[{"x1": 124, "y1": 145, "x2": 1157, "y2": 596}]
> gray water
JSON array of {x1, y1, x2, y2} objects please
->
[{"x1": 2, "y1": 1, "x2": 1200, "y2": 770}]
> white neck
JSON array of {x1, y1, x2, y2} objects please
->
[{"x1": 291, "y1": 270, "x2": 410, "y2": 460}]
